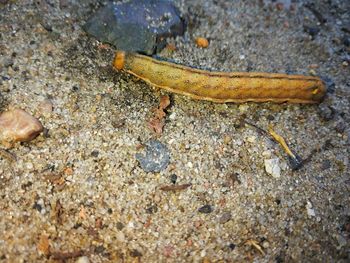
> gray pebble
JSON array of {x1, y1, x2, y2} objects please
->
[
  {"x1": 303, "y1": 25, "x2": 320, "y2": 39},
  {"x1": 198, "y1": 205, "x2": 213, "y2": 214},
  {"x1": 84, "y1": 0, "x2": 185, "y2": 55},
  {"x1": 218, "y1": 212, "x2": 232, "y2": 224},
  {"x1": 136, "y1": 140, "x2": 170, "y2": 172}
]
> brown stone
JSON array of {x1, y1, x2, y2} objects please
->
[{"x1": 0, "y1": 109, "x2": 43, "y2": 145}]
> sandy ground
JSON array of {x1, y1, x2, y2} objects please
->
[{"x1": 0, "y1": 0, "x2": 349, "y2": 262}]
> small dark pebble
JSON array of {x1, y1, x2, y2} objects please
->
[
  {"x1": 288, "y1": 154, "x2": 303, "y2": 171},
  {"x1": 227, "y1": 173, "x2": 241, "y2": 186},
  {"x1": 320, "y1": 159, "x2": 331, "y2": 170},
  {"x1": 145, "y1": 204, "x2": 158, "y2": 214},
  {"x1": 228, "y1": 243, "x2": 236, "y2": 250},
  {"x1": 40, "y1": 21, "x2": 52, "y2": 32},
  {"x1": 73, "y1": 222, "x2": 82, "y2": 229},
  {"x1": 266, "y1": 114, "x2": 275, "y2": 121},
  {"x1": 72, "y1": 85, "x2": 79, "y2": 92},
  {"x1": 116, "y1": 222, "x2": 124, "y2": 230},
  {"x1": 170, "y1": 174, "x2": 177, "y2": 184},
  {"x1": 303, "y1": 25, "x2": 320, "y2": 39},
  {"x1": 130, "y1": 249, "x2": 142, "y2": 258},
  {"x1": 32, "y1": 203, "x2": 42, "y2": 212},
  {"x1": 91, "y1": 150, "x2": 99, "y2": 157},
  {"x1": 198, "y1": 205, "x2": 213, "y2": 214},
  {"x1": 107, "y1": 208, "x2": 113, "y2": 214},
  {"x1": 135, "y1": 140, "x2": 170, "y2": 173},
  {"x1": 94, "y1": 245, "x2": 106, "y2": 254}
]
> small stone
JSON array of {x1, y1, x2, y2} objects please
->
[
  {"x1": 262, "y1": 240, "x2": 270, "y2": 249},
  {"x1": 195, "y1": 37, "x2": 209, "y2": 48},
  {"x1": 264, "y1": 158, "x2": 281, "y2": 178},
  {"x1": 91, "y1": 150, "x2": 99, "y2": 157},
  {"x1": 306, "y1": 201, "x2": 316, "y2": 217},
  {"x1": 198, "y1": 205, "x2": 213, "y2": 214},
  {"x1": 130, "y1": 249, "x2": 142, "y2": 258},
  {"x1": 218, "y1": 212, "x2": 232, "y2": 224},
  {"x1": 84, "y1": 0, "x2": 185, "y2": 55},
  {"x1": 136, "y1": 140, "x2": 170, "y2": 172},
  {"x1": 303, "y1": 25, "x2": 320, "y2": 39},
  {"x1": 170, "y1": 174, "x2": 177, "y2": 184},
  {"x1": 228, "y1": 243, "x2": 236, "y2": 250},
  {"x1": 75, "y1": 256, "x2": 90, "y2": 263},
  {"x1": 38, "y1": 99, "x2": 53, "y2": 117},
  {"x1": 0, "y1": 109, "x2": 43, "y2": 146}
]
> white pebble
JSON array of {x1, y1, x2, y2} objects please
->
[
  {"x1": 306, "y1": 201, "x2": 316, "y2": 217},
  {"x1": 264, "y1": 158, "x2": 281, "y2": 178}
]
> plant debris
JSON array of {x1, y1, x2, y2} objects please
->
[
  {"x1": 159, "y1": 183, "x2": 191, "y2": 191},
  {"x1": 148, "y1": 95, "x2": 171, "y2": 134}
]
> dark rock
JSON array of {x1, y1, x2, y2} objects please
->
[
  {"x1": 170, "y1": 174, "x2": 177, "y2": 184},
  {"x1": 145, "y1": 204, "x2": 158, "y2": 214},
  {"x1": 116, "y1": 222, "x2": 124, "y2": 230},
  {"x1": 91, "y1": 150, "x2": 99, "y2": 157},
  {"x1": 198, "y1": 205, "x2": 213, "y2": 214},
  {"x1": 303, "y1": 25, "x2": 320, "y2": 39},
  {"x1": 130, "y1": 249, "x2": 142, "y2": 258},
  {"x1": 228, "y1": 243, "x2": 236, "y2": 250},
  {"x1": 136, "y1": 140, "x2": 170, "y2": 172},
  {"x1": 84, "y1": 0, "x2": 185, "y2": 55},
  {"x1": 288, "y1": 154, "x2": 303, "y2": 171}
]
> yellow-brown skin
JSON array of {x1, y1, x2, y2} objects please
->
[{"x1": 114, "y1": 51, "x2": 327, "y2": 104}]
